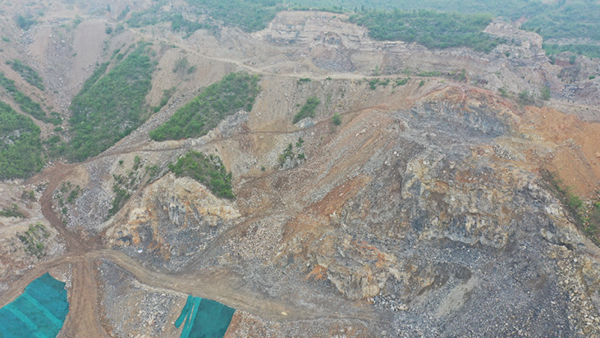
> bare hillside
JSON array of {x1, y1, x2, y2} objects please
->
[{"x1": 1, "y1": 1, "x2": 600, "y2": 337}]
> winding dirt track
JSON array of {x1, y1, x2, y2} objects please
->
[
  {"x1": 1, "y1": 127, "x2": 376, "y2": 336},
  {"x1": 0, "y1": 23, "x2": 391, "y2": 337}
]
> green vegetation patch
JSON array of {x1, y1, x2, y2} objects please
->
[
  {"x1": 127, "y1": 2, "x2": 214, "y2": 37},
  {"x1": 67, "y1": 45, "x2": 155, "y2": 162},
  {"x1": 126, "y1": 0, "x2": 600, "y2": 57},
  {"x1": 153, "y1": 87, "x2": 176, "y2": 113},
  {"x1": 350, "y1": 10, "x2": 502, "y2": 53},
  {"x1": 16, "y1": 15, "x2": 36, "y2": 30},
  {"x1": 54, "y1": 181, "x2": 81, "y2": 216},
  {"x1": 293, "y1": 96, "x2": 320, "y2": 123},
  {"x1": 17, "y1": 223, "x2": 50, "y2": 258},
  {"x1": 292, "y1": 1, "x2": 600, "y2": 56},
  {"x1": 169, "y1": 151, "x2": 234, "y2": 199},
  {"x1": 0, "y1": 72, "x2": 58, "y2": 124},
  {"x1": 79, "y1": 62, "x2": 109, "y2": 95},
  {"x1": 517, "y1": 90, "x2": 541, "y2": 107},
  {"x1": 108, "y1": 156, "x2": 148, "y2": 217},
  {"x1": 0, "y1": 100, "x2": 44, "y2": 180},
  {"x1": 0, "y1": 204, "x2": 24, "y2": 218},
  {"x1": 332, "y1": 113, "x2": 342, "y2": 126},
  {"x1": 297, "y1": 77, "x2": 312, "y2": 85},
  {"x1": 109, "y1": 183, "x2": 131, "y2": 216},
  {"x1": 521, "y1": 2, "x2": 600, "y2": 42},
  {"x1": 279, "y1": 138, "x2": 305, "y2": 167},
  {"x1": 186, "y1": 0, "x2": 283, "y2": 32},
  {"x1": 150, "y1": 72, "x2": 260, "y2": 141},
  {"x1": 6, "y1": 60, "x2": 45, "y2": 90},
  {"x1": 543, "y1": 44, "x2": 600, "y2": 60}
]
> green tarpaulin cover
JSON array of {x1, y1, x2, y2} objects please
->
[
  {"x1": 0, "y1": 273, "x2": 69, "y2": 338},
  {"x1": 175, "y1": 295, "x2": 235, "y2": 338}
]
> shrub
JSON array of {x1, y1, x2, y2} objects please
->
[
  {"x1": 395, "y1": 78, "x2": 409, "y2": 87},
  {"x1": 518, "y1": 91, "x2": 536, "y2": 106},
  {"x1": 293, "y1": 96, "x2": 320, "y2": 123},
  {"x1": 369, "y1": 79, "x2": 379, "y2": 90},
  {"x1": 108, "y1": 184, "x2": 130, "y2": 216},
  {"x1": 17, "y1": 223, "x2": 49, "y2": 258},
  {"x1": 127, "y1": 5, "x2": 212, "y2": 37},
  {"x1": 332, "y1": 113, "x2": 342, "y2": 126},
  {"x1": 16, "y1": 15, "x2": 36, "y2": 30},
  {"x1": 173, "y1": 57, "x2": 191, "y2": 74},
  {"x1": 498, "y1": 88, "x2": 509, "y2": 98},
  {"x1": 297, "y1": 77, "x2": 311, "y2": 85}
]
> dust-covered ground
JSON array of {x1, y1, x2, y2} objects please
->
[{"x1": 0, "y1": 1, "x2": 600, "y2": 337}]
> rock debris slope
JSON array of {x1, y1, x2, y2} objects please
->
[{"x1": 0, "y1": 2, "x2": 599, "y2": 337}]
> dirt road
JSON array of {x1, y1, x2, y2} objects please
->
[{"x1": 0, "y1": 157, "x2": 375, "y2": 337}]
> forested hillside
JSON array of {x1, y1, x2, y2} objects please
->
[
  {"x1": 290, "y1": 0, "x2": 600, "y2": 57},
  {"x1": 66, "y1": 44, "x2": 155, "y2": 162},
  {"x1": 349, "y1": 10, "x2": 501, "y2": 53},
  {"x1": 172, "y1": 0, "x2": 600, "y2": 57}
]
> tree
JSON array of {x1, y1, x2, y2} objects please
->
[{"x1": 332, "y1": 113, "x2": 342, "y2": 126}]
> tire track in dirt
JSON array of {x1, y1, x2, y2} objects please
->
[
  {"x1": 0, "y1": 23, "x2": 391, "y2": 335},
  {"x1": 0, "y1": 248, "x2": 376, "y2": 328},
  {"x1": 33, "y1": 163, "x2": 97, "y2": 252},
  {"x1": 97, "y1": 249, "x2": 377, "y2": 323},
  {"x1": 58, "y1": 257, "x2": 109, "y2": 338}
]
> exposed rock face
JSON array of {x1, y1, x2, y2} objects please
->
[
  {"x1": 0, "y1": 183, "x2": 64, "y2": 295},
  {"x1": 3, "y1": 3, "x2": 600, "y2": 337},
  {"x1": 484, "y1": 20, "x2": 544, "y2": 50},
  {"x1": 97, "y1": 84, "x2": 600, "y2": 336},
  {"x1": 106, "y1": 173, "x2": 241, "y2": 272}
]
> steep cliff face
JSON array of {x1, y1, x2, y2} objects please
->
[{"x1": 106, "y1": 174, "x2": 241, "y2": 271}]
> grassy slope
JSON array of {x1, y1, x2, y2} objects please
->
[
  {"x1": 67, "y1": 45, "x2": 154, "y2": 162},
  {"x1": 150, "y1": 72, "x2": 260, "y2": 141},
  {"x1": 0, "y1": 100, "x2": 44, "y2": 179}
]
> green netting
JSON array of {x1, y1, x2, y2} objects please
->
[
  {"x1": 175, "y1": 296, "x2": 235, "y2": 338},
  {"x1": 175, "y1": 295, "x2": 194, "y2": 329},
  {"x1": 0, "y1": 273, "x2": 69, "y2": 338}
]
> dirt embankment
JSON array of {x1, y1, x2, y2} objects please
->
[{"x1": 520, "y1": 106, "x2": 600, "y2": 198}]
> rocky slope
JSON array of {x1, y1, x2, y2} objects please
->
[{"x1": 0, "y1": 1, "x2": 600, "y2": 337}]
